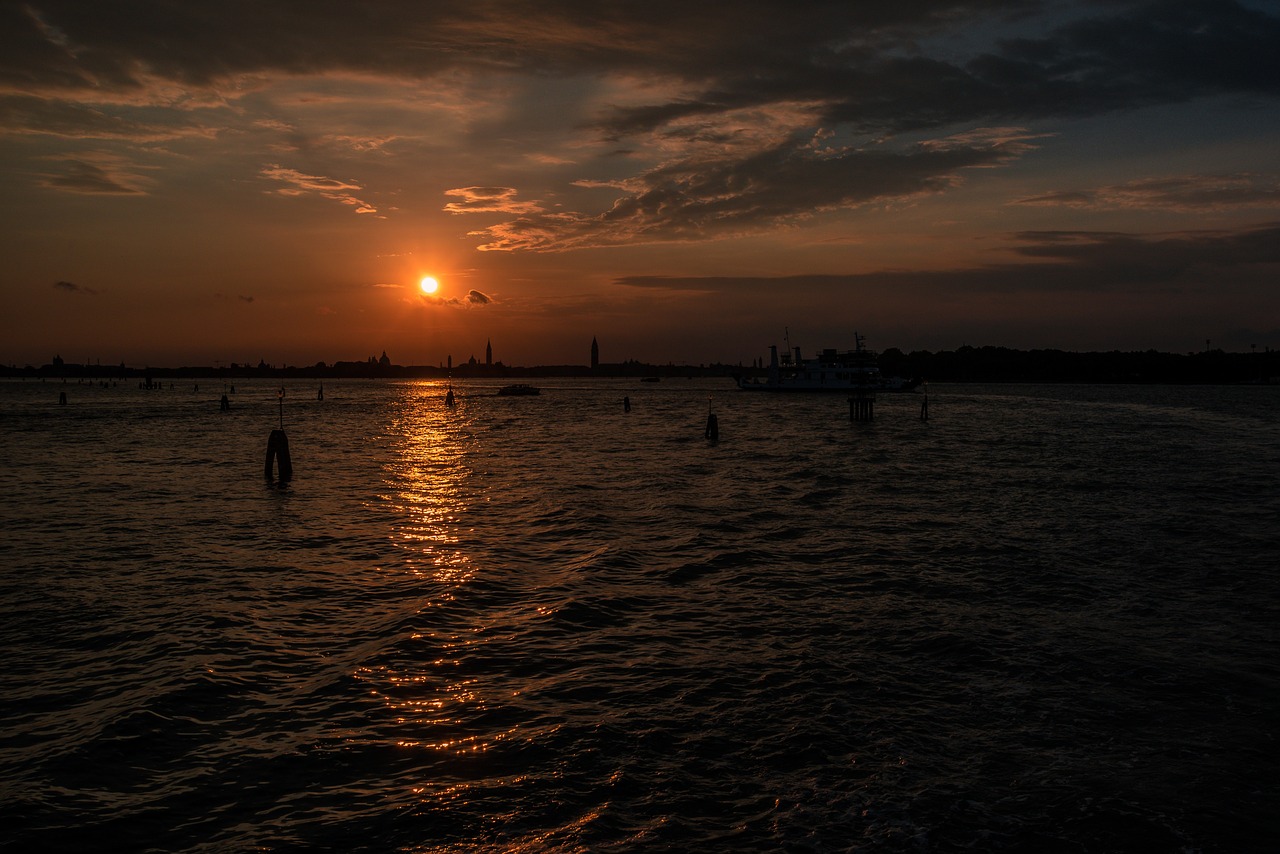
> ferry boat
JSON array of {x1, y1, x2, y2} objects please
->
[{"x1": 734, "y1": 334, "x2": 921, "y2": 392}]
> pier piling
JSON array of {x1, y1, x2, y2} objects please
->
[{"x1": 850, "y1": 390, "x2": 875, "y2": 422}]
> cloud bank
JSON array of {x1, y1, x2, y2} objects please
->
[
  {"x1": 1014, "y1": 173, "x2": 1280, "y2": 212},
  {"x1": 5, "y1": 1, "x2": 1277, "y2": 250},
  {"x1": 614, "y1": 222, "x2": 1280, "y2": 295}
]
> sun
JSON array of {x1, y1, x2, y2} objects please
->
[{"x1": 419, "y1": 276, "x2": 439, "y2": 295}]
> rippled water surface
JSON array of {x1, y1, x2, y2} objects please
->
[{"x1": 1, "y1": 378, "x2": 1276, "y2": 852}]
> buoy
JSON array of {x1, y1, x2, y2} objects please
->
[
  {"x1": 445, "y1": 387, "x2": 455, "y2": 407},
  {"x1": 264, "y1": 429, "x2": 293, "y2": 481},
  {"x1": 58, "y1": 391, "x2": 67, "y2": 405},
  {"x1": 705, "y1": 412, "x2": 719, "y2": 441},
  {"x1": 920, "y1": 386, "x2": 929, "y2": 422},
  {"x1": 623, "y1": 395, "x2": 631, "y2": 413},
  {"x1": 220, "y1": 394, "x2": 230, "y2": 412},
  {"x1": 317, "y1": 383, "x2": 324, "y2": 401}
]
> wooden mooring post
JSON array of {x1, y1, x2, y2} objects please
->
[
  {"x1": 264, "y1": 386, "x2": 292, "y2": 482},
  {"x1": 264, "y1": 429, "x2": 293, "y2": 481}
]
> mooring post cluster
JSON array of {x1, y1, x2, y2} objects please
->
[
  {"x1": 849, "y1": 389, "x2": 875, "y2": 422},
  {"x1": 241, "y1": 374, "x2": 931, "y2": 483}
]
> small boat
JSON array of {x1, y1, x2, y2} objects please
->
[
  {"x1": 497, "y1": 383, "x2": 540, "y2": 396},
  {"x1": 734, "y1": 333, "x2": 921, "y2": 392}
]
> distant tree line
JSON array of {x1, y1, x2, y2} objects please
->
[{"x1": 876, "y1": 346, "x2": 1278, "y2": 384}]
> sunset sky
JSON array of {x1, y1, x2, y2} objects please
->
[{"x1": 4, "y1": 0, "x2": 1279, "y2": 368}]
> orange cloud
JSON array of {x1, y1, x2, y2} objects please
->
[
  {"x1": 443, "y1": 186, "x2": 541, "y2": 214},
  {"x1": 260, "y1": 165, "x2": 379, "y2": 215}
]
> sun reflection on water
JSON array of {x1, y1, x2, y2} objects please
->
[
  {"x1": 359, "y1": 382, "x2": 528, "y2": 768},
  {"x1": 381, "y1": 382, "x2": 476, "y2": 584}
]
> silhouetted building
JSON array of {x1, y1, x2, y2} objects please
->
[
  {"x1": 591, "y1": 337, "x2": 599, "y2": 370},
  {"x1": 486, "y1": 339, "x2": 492, "y2": 366}
]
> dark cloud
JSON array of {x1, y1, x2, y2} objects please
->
[
  {"x1": 466, "y1": 130, "x2": 1035, "y2": 250},
  {"x1": 440, "y1": 289, "x2": 492, "y2": 307},
  {"x1": 53, "y1": 279, "x2": 96, "y2": 294},
  {"x1": 614, "y1": 222, "x2": 1280, "y2": 295},
  {"x1": 38, "y1": 158, "x2": 146, "y2": 194},
  {"x1": 1013, "y1": 173, "x2": 1280, "y2": 211},
  {"x1": 1003, "y1": 223, "x2": 1280, "y2": 286},
  {"x1": 594, "y1": 1, "x2": 1280, "y2": 137},
  {"x1": 0, "y1": 2, "x2": 1035, "y2": 94},
  {"x1": 8, "y1": 2, "x2": 1274, "y2": 135},
  {"x1": 0, "y1": 94, "x2": 212, "y2": 141}
]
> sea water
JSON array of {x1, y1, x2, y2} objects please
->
[{"x1": 1, "y1": 378, "x2": 1276, "y2": 852}]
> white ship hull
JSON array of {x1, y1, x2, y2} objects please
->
[{"x1": 734, "y1": 337, "x2": 921, "y2": 393}]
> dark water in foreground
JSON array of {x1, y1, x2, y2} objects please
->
[{"x1": 1, "y1": 378, "x2": 1276, "y2": 852}]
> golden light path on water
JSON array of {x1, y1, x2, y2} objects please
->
[
  {"x1": 358, "y1": 382, "x2": 511, "y2": 760},
  {"x1": 355, "y1": 382, "x2": 612, "y2": 850},
  {"x1": 381, "y1": 382, "x2": 473, "y2": 584}
]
